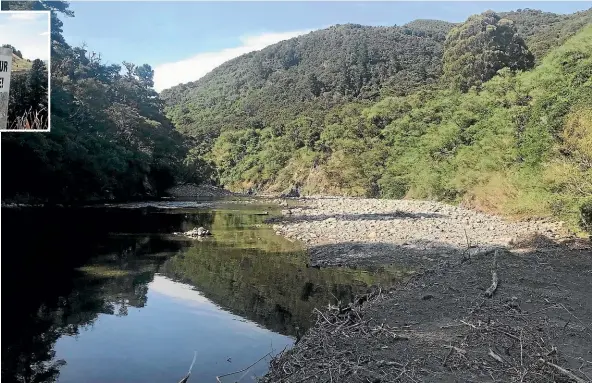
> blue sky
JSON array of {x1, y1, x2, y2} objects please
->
[
  {"x1": 0, "y1": 12, "x2": 50, "y2": 60},
  {"x1": 61, "y1": 1, "x2": 592, "y2": 91}
]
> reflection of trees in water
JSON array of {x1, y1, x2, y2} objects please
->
[
  {"x1": 162, "y1": 247, "x2": 380, "y2": 336},
  {"x1": 161, "y1": 211, "x2": 405, "y2": 337},
  {"x1": 2, "y1": 206, "x2": 402, "y2": 383},
  {"x1": 2, "y1": 230, "x2": 186, "y2": 383}
]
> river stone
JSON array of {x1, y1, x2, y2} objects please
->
[{"x1": 184, "y1": 227, "x2": 210, "y2": 237}]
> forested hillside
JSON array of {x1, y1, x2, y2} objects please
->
[
  {"x1": 1, "y1": 1, "x2": 209, "y2": 203},
  {"x1": 161, "y1": 21, "x2": 454, "y2": 154},
  {"x1": 1, "y1": 44, "x2": 49, "y2": 129},
  {"x1": 6, "y1": 58, "x2": 49, "y2": 130},
  {"x1": 499, "y1": 8, "x2": 592, "y2": 61},
  {"x1": 163, "y1": 9, "x2": 592, "y2": 233},
  {"x1": 162, "y1": 8, "x2": 591, "y2": 156}
]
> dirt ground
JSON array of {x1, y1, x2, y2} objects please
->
[{"x1": 262, "y1": 198, "x2": 592, "y2": 383}]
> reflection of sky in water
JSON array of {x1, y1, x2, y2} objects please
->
[{"x1": 54, "y1": 275, "x2": 294, "y2": 383}]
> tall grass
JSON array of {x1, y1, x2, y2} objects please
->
[{"x1": 8, "y1": 107, "x2": 48, "y2": 130}]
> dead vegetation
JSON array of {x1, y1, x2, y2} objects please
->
[
  {"x1": 261, "y1": 289, "x2": 413, "y2": 383},
  {"x1": 8, "y1": 107, "x2": 48, "y2": 130},
  {"x1": 261, "y1": 242, "x2": 592, "y2": 382}
]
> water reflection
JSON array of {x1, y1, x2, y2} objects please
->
[{"x1": 2, "y1": 202, "x2": 409, "y2": 383}]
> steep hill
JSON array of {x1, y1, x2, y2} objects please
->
[
  {"x1": 1, "y1": 45, "x2": 33, "y2": 72},
  {"x1": 161, "y1": 21, "x2": 453, "y2": 152},
  {"x1": 11, "y1": 53, "x2": 33, "y2": 72}
]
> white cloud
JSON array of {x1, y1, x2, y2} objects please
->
[
  {"x1": 0, "y1": 13, "x2": 50, "y2": 61},
  {"x1": 10, "y1": 13, "x2": 43, "y2": 21},
  {"x1": 153, "y1": 29, "x2": 313, "y2": 92},
  {"x1": 149, "y1": 274, "x2": 212, "y2": 306}
]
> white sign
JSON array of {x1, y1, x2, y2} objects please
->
[{"x1": 0, "y1": 47, "x2": 13, "y2": 130}]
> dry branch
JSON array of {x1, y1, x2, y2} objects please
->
[
  {"x1": 178, "y1": 351, "x2": 197, "y2": 383},
  {"x1": 444, "y1": 345, "x2": 467, "y2": 355},
  {"x1": 539, "y1": 358, "x2": 588, "y2": 383},
  {"x1": 262, "y1": 289, "x2": 401, "y2": 382},
  {"x1": 484, "y1": 250, "x2": 499, "y2": 298},
  {"x1": 488, "y1": 348, "x2": 504, "y2": 364},
  {"x1": 216, "y1": 352, "x2": 272, "y2": 383}
]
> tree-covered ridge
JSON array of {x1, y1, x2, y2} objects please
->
[
  {"x1": 2, "y1": 44, "x2": 24, "y2": 59},
  {"x1": 1, "y1": 1, "x2": 208, "y2": 203},
  {"x1": 161, "y1": 22, "x2": 449, "y2": 154},
  {"x1": 162, "y1": 7, "x2": 591, "y2": 160},
  {"x1": 401, "y1": 19, "x2": 456, "y2": 40},
  {"x1": 499, "y1": 7, "x2": 592, "y2": 61}
]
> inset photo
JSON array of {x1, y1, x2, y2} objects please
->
[{"x1": 0, "y1": 11, "x2": 50, "y2": 131}]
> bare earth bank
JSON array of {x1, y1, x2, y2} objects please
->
[{"x1": 262, "y1": 197, "x2": 592, "y2": 383}]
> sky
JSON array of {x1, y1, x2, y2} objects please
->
[
  {"x1": 0, "y1": 11, "x2": 50, "y2": 61},
  {"x1": 60, "y1": 1, "x2": 592, "y2": 92}
]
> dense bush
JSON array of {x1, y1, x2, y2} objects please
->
[{"x1": 1, "y1": 0, "x2": 212, "y2": 203}]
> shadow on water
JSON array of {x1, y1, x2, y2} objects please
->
[{"x1": 1, "y1": 202, "x2": 410, "y2": 383}]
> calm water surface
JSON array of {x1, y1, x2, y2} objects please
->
[{"x1": 2, "y1": 199, "x2": 409, "y2": 383}]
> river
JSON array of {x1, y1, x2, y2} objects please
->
[{"x1": 2, "y1": 198, "x2": 407, "y2": 383}]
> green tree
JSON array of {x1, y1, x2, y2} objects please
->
[
  {"x1": 134, "y1": 64, "x2": 155, "y2": 88},
  {"x1": 442, "y1": 10, "x2": 535, "y2": 92},
  {"x1": 28, "y1": 59, "x2": 48, "y2": 108}
]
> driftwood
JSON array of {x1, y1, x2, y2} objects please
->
[
  {"x1": 488, "y1": 348, "x2": 504, "y2": 364},
  {"x1": 216, "y1": 352, "x2": 272, "y2": 383},
  {"x1": 484, "y1": 250, "x2": 499, "y2": 298},
  {"x1": 539, "y1": 358, "x2": 588, "y2": 383},
  {"x1": 262, "y1": 289, "x2": 409, "y2": 381},
  {"x1": 177, "y1": 351, "x2": 197, "y2": 383}
]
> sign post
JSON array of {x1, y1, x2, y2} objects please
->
[{"x1": 0, "y1": 47, "x2": 13, "y2": 130}]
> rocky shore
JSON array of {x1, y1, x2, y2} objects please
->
[
  {"x1": 268, "y1": 197, "x2": 583, "y2": 267},
  {"x1": 263, "y1": 197, "x2": 592, "y2": 383}
]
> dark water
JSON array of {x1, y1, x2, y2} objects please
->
[{"x1": 2, "y1": 199, "x2": 409, "y2": 383}]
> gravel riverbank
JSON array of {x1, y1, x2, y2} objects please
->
[
  {"x1": 262, "y1": 197, "x2": 592, "y2": 383},
  {"x1": 268, "y1": 197, "x2": 582, "y2": 267}
]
